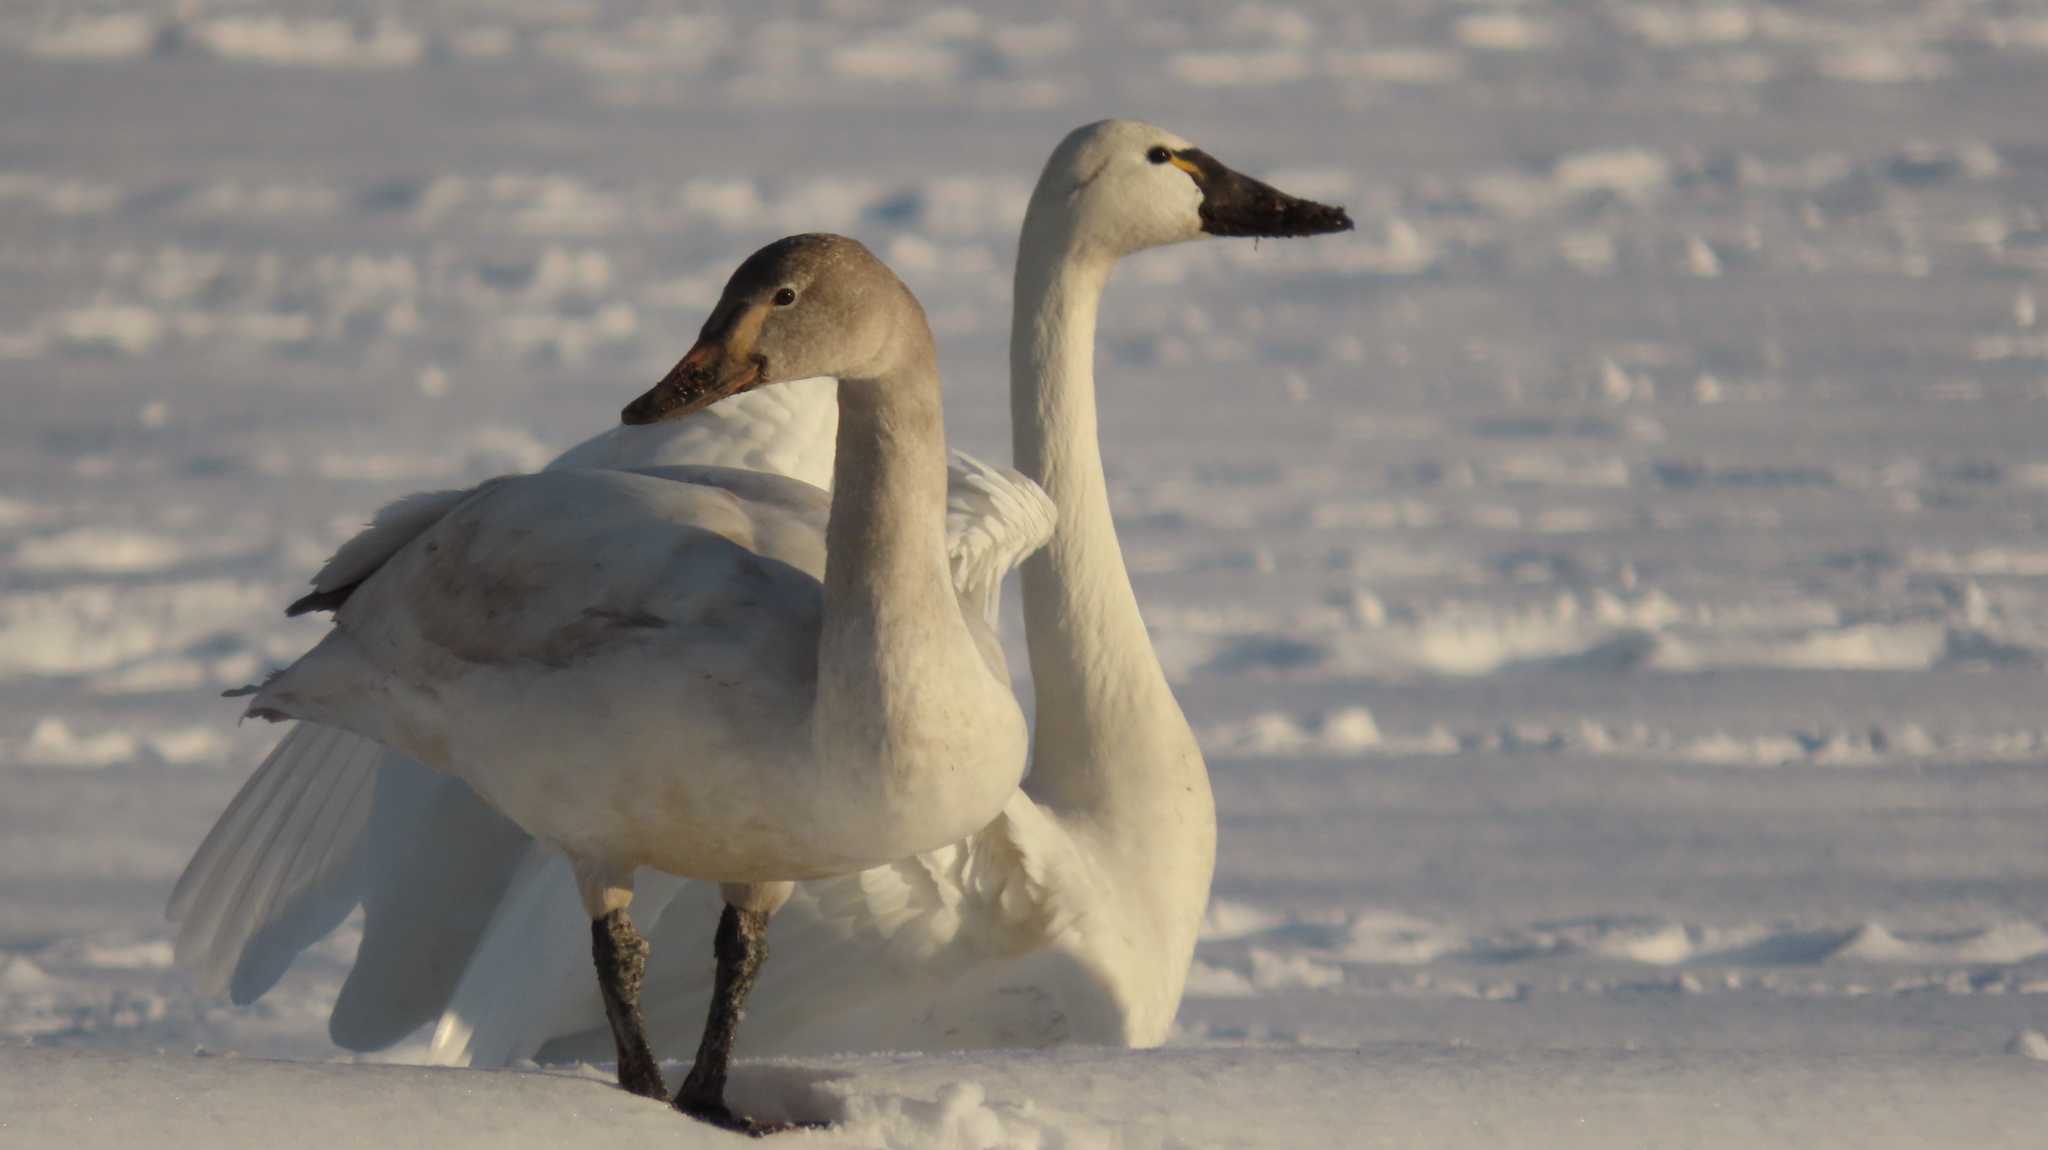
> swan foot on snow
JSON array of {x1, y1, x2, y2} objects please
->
[
  {"x1": 591, "y1": 910, "x2": 665, "y2": 1100},
  {"x1": 672, "y1": 904, "x2": 817, "y2": 1136}
]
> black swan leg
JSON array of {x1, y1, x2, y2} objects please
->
[
  {"x1": 591, "y1": 908, "x2": 666, "y2": 1100},
  {"x1": 674, "y1": 903, "x2": 798, "y2": 1135}
]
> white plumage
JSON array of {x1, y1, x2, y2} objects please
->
[{"x1": 172, "y1": 119, "x2": 1350, "y2": 1066}]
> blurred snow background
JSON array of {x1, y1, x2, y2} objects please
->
[{"x1": 1, "y1": 0, "x2": 2046, "y2": 1141}]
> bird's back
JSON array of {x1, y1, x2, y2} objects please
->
[{"x1": 254, "y1": 467, "x2": 843, "y2": 877}]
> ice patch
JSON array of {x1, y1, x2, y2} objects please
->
[
  {"x1": 1210, "y1": 906, "x2": 2048, "y2": 991},
  {"x1": 1837, "y1": 922, "x2": 2048, "y2": 966},
  {"x1": 1168, "y1": 50, "x2": 1309, "y2": 87},
  {"x1": 1555, "y1": 149, "x2": 1673, "y2": 203},
  {"x1": 1456, "y1": 12, "x2": 1555, "y2": 52},
  {"x1": 831, "y1": 38, "x2": 960, "y2": 83},
  {"x1": 52, "y1": 303, "x2": 163, "y2": 356},
  {"x1": 88, "y1": 651, "x2": 261, "y2": 696},
  {"x1": 313, "y1": 425, "x2": 553, "y2": 483},
  {"x1": 0, "y1": 172, "x2": 122, "y2": 216},
  {"x1": 1909, "y1": 547, "x2": 2048, "y2": 577},
  {"x1": 487, "y1": 175, "x2": 623, "y2": 237},
  {"x1": 14, "y1": 718, "x2": 138, "y2": 769},
  {"x1": 1201, "y1": 899, "x2": 1296, "y2": 942},
  {"x1": 146, "y1": 726, "x2": 230, "y2": 766},
  {"x1": 1340, "y1": 912, "x2": 1470, "y2": 966},
  {"x1": 182, "y1": 181, "x2": 341, "y2": 221},
  {"x1": 1472, "y1": 147, "x2": 1675, "y2": 222},
  {"x1": 990, "y1": 21, "x2": 1074, "y2": 62},
  {"x1": 192, "y1": 17, "x2": 423, "y2": 70},
  {"x1": 1654, "y1": 621, "x2": 1950, "y2": 673},
  {"x1": 1618, "y1": 6, "x2": 1755, "y2": 48},
  {"x1": 1248, "y1": 948, "x2": 1346, "y2": 991},
  {"x1": 0, "y1": 579, "x2": 280, "y2": 679},
  {"x1": 535, "y1": 14, "x2": 725, "y2": 76},
  {"x1": 1325, "y1": 48, "x2": 1466, "y2": 85},
  {"x1": 0, "y1": 496, "x2": 48, "y2": 531},
  {"x1": 24, "y1": 13, "x2": 156, "y2": 60},
  {"x1": 1182, "y1": 960, "x2": 1257, "y2": 998},
  {"x1": 13, "y1": 528, "x2": 188, "y2": 575},
  {"x1": 59, "y1": 938, "x2": 178, "y2": 971},
  {"x1": 832, "y1": 1079, "x2": 1102, "y2": 1150},
  {"x1": 1203, "y1": 705, "x2": 1382, "y2": 755},
  {"x1": 1817, "y1": 44, "x2": 1947, "y2": 84},
  {"x1": 0, "y1": 954, "x2": 56, "y2": 991}
]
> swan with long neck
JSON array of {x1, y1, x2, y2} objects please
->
[
  {"x1": 227, "y1": 235, "x2": 1029, "y2": 1127},
  {"x1": 167, "y1": 120, "x2": 1350, "y2": 1062},
  {"x1": 461, "y1": 122, "x2": 1349, "y2": 1059}
]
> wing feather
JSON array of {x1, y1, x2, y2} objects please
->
[
  {"x1": 168, "y1": 724, "x2": 378, "y2": 1001},
  {"x1": 944, "y1": 451, "x2": 1055, "y2": 629}
]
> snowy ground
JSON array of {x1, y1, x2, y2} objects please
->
[{"x1": 3, "y1": 0, "x2": 2047, "y2": 1145}]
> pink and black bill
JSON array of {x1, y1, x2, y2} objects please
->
[{"x1": 622, "y1": 339, "x2": 764, "y2": 426}]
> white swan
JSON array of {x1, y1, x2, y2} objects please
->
[
  {"x1": 169, "y1": 120, "x2": 1350, "y2": 1062},
  {"x1": 221, "y1": 235, "x2": 1033, "y2": 1128}
]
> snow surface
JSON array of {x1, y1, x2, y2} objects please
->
[
  {"x1": 4, "y1": 0, "x2": 2048, "y2": 1145},
  {"x1": 4, "y1": 1045, "x2": 2044, "y2": 1150}
]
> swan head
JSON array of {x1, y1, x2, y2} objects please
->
[
  {"x1": 1028, "y1": 118, "x2": 1353, "y2": 256},
  {"x1": 623, "y1": 234, "x2": 923, "y2": 425}
]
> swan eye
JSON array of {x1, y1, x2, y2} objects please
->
[
  {"x1": 773, "y1": 287, "x2": 797, "y2": 307},
  {"x1": 1146, "y1": 146, "x2": 1172, "y2": 165}
]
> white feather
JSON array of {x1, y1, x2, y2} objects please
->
[
  {"x1": 167, "y1": 724, "x2": 379, "y2": 1001},
  {"x1": 175, "y1": 118, "x2": 1258, "y2": 1067}
]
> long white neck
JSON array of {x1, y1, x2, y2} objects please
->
[
  {"x1": 1009, "y1": 211, "x2": 1217, "y2": 939},
  {"x1": 815, "y1": 343, "x2": 1027, "y2": 866}
]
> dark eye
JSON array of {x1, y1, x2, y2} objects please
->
[
  {"x1": 773, "y1": 287, "x2": 797, "y2": 307},
  {"x1": 1146, "y1": 146, "x2": 1172, "y2": 165}
]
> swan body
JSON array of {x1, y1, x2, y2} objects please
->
[
  {"x1": 215, "y1": 236, "x2": 1049, "y2": 1123},
  {"x1": 252, "y1": 464, "x2": 1008, "y2": 883},
  {"x1": 242, "y1": 234, "x2": 1030, "y2": 884},
  {"x1": 170, "y1": 120, "x2": 1351, "y2": 1063}
]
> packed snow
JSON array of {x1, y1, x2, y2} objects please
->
[{"x1": 3, "y1": 0, "x2": 2046, "y2": 1145}]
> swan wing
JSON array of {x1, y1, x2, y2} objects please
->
[
  {"x1": 326, "y1": 754, "x2": 532, "y2": 1051},
  {"x1": 287, "y1": 486, "x2": 482, "y2": 616},
  {"x1": 170, "y1": 479, "x2": 523, "y2": 1003},
  {"x1": 166, "y1": 723, "x2": 381, "y2": 1000},
  {"x1": 944, "y1": 450, "x2": 1055, "y2": 630},
  {"x1": 324, "y1": 468, "x2": 825, "y2": 672},
  {"x1": 244, "y1": 468, "x2": 828, "y2": 747},
  {"x1": 173, "y1": 461, "x2": 831, "y2": 1026}
]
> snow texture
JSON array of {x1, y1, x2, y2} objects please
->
[
  {"x1": 3, "y1": 1045, "x2": 2043, "y2": 1150},
  {"x1": 4, "y1": 0, "x2": 2048, "y2": 1144}
]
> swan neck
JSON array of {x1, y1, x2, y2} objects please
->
[
  {"x1": 827, "y1": 351, "x2": 949, "y2": 606},
  {"x1": 816, "y1": 347, "x2": 1022, "y2": 860},
  {"x1": 1008, "y1": 220, "x2": 1213, "y2": 846}
]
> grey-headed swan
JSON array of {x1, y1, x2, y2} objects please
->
[{"x1": 223, "y1": 235, "x2": 1031, "y2": 1129}]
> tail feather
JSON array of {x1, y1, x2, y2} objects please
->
[{"x1": 169, "y1": 724, "x2": 379, "y2": 1001}]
